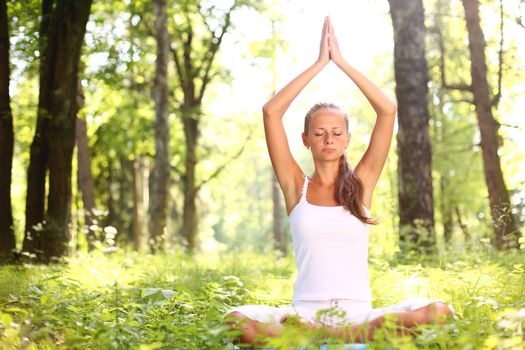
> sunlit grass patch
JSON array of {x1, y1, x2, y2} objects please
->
[{"x1": 0, "y1": 248, "x2": 524, "y2": 349}]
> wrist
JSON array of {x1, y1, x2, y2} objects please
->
[
  {"x1": 334, "y1": 57, "x2": 348, "y2": 69},
  {"x1": 313, "y1": 59, "x2": 328, "y2": 70}
]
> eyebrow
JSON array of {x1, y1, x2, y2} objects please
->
[{"x1": 314, "y1": 127, "x2": 342, "y2": 130}]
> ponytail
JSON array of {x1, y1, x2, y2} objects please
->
[{"x1": 336, "y1": 154, "x2": 378, "y2": 225}]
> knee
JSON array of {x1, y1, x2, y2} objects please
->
[
  {"x1": 419, "y1": 302, "x2": 453, "y2": 325},
  {"x1": 432, "y1": 302, "x2": 454, "y2": 325},
  {"x1": 224, "y1": 311, "x2": 258, "y2": 345}
]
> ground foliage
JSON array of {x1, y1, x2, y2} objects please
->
[{"x1": 0, "y1": 246, "x2": 524, "y2": 349}]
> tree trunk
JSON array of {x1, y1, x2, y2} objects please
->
[
  {"x1": 389, "y1": 0, "x2": 436, "y2": 254},
  {"x1": 0, "y1": 0, "x2": 16, "y2": 262},
  {"x1": 132, "y1": 158, "x2": 144, "y2": 251},
  {"x1": 24, "y1": 0, "x2": 92, "y2": 262},
  {"x1": 106, "y1": 158, "x2": 115, "y2": 234},
  {"x1": 455, "y1": 206, "x2": 470, "y2": 242},
  {"x1": 118, "y1": 156, "x2": 132, "y2": 244},
  {"x1": 170, "y1": 3, "x2": 237, "y2": 252},
  {"x1": 75, "y1": 117, "x2": 96, "y2": 251},
  {"x1": 439, "y1": 176, "x2": 454, "y2": 243},
  {"x1": 180, "y1": 110, "x2": 199, "y2": 252},
  {"x1": 272, "y1": 172, "x2": 285, "y2": 255},
  {"x1": 23, "y1": 0, "x2": 54, "y2": 259},
  {"x1": 149, "y1": 0, "x2": 170, "y2": 252},
  {"x1": 461, "y1": 0, "x2": 520, "y2": 250}
]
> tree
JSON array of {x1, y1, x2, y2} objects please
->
[
  {"x1": 170, "y1": 0, "x2": 257, "y2": 252},
  {"x1": 23, "y1": 0, "x2": 93, "y2": 262},
  {"x1": 461, "y1": 0, "x2": 520, "y2": 249},
  {"x1": 388, "y1": 0, "x2": 436, "y2": 254},
  {"x1": 75, "y1": 83, "x2": 97, "y2": 251},
  {"x1": 83, "y1": 0, "x2": 157, "y2": 250},
  {"x1": 247, "y1": 7, "x2": 288, "y2": 255},
  {"x1": 149, "y1": 0, "x2": 170, "y2": 251},
  {"x1": 0, "y1": 0, "x2": 16, "y2": 262}
]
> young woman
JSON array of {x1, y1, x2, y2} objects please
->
[{"x1": 223, "y1": 17, "x2": 454, "y2": 346}]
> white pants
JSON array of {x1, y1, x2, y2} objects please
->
[{"x1": 223, "y1": 298, "x2": 454, "y2": 327}]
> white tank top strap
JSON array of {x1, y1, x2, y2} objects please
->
[{"x1": 300, "y1": 175, "x2": 309, "y2": 203}]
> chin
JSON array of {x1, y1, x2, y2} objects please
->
[{"x1": 315, "y1": 154, "x2": 342, "y2": 162}]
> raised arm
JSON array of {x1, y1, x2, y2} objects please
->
[
  {"x1": 327, "y1": 18, "x2": 397, "y2": 207},
  {"x1": 263, "y1": 18, "x2": 330, "y2": 213}
]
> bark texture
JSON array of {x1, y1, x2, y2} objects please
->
[
  {"x1": 149, "y1": 0, "x2": 170, "y2": 251},
  {"x1": 462, "y1": 0, "x2": 519, "y2": 249},
  {"x1": 172, "y1": 3, "x2": 235, "y2": 252},
  {"x1": 23, "y1": 0, "x2": 92, "y2": 262},
  {"x1": 0, "y1": 0, "x2": 16, "y2": 262},
  {"x1": 132, "y1": 158, "x2": 144, "y2": 251},
  {"x1": 389, "y1": 0, "x2": 436, "y2": 253},
  {"x1": 76, "y1": 117, "x2": 96, "y2": 250}
]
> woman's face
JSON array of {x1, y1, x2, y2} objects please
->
[{"x1": 302, "y1": 108, "x2": 350, "y2": 161}]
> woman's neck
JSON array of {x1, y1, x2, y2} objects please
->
[{"x1": 311, "y1": 161, "x2": 340, "y2": 186}]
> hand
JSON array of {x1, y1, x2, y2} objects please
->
[
  {"x1": 327, "y1": 17, "x2": 345, "y2": 66},
  {"x1": 279, "y1": 314, "x2": 322, "y2": 331},
  {"x1": 317, "y1": 16, "x2": 330, "y2": 66}
]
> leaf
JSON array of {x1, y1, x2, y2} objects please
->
[
  {"x1": 161, "y1": 289, "x2": 177, "y2": 299},
  {"x1": 0, "y1": 313, "x2": 13, "y2": 326},
  {"x1": 142, "y1": 288, "x2": 161, "y2": 298},
  {"x1": 142, "y1": 288, "x2": 177, "y2": 300},
  {"x1": 40, "y1": 294, "x2": 52, "y2": 306}
]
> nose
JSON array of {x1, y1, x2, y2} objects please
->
[{"x1": 324, "y1": 134, "x2": 333, "y2": 144}]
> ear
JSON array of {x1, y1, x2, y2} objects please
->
[
  {"x1": 346, "y1": 131, "x2": 351, "y2": 148},
  {"x1": 301, "y1": 132, "x2": 308, "y2": 147}
]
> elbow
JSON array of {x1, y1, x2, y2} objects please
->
[
  {"x1": 384, "y1": 102, "x2": 397, "y2": 117},
  {"x1": 262, "y1": 103, "x2": 274, "y2": 119},
  {"x1": 262, "y1": 104, "x2": 269, "y2": 117}
]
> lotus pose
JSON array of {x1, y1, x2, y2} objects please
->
[{"x1": 224, "y1": 17, "x2": 454, "y2": 346}]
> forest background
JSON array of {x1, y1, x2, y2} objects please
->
[{"x1": 0, "y1": 0, "x2": 524, "y2": 348}]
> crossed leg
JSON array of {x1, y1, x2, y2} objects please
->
[{"x1": 224, "y1": 302, "x2": 454, "y2": 347}]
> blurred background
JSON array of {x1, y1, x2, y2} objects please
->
[{"x1": 1, "y1": 0, "x2": 524, "y2": 263}]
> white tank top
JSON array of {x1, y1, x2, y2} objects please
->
[{"x1": 289, "y1": 175, "x2": 372, "y2": 303}]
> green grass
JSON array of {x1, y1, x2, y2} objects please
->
[{"x1": 0, "y1": 247, "x2": 524, "y2": 349}]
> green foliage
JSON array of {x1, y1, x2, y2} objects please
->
[
  {"x1": 7, "y1": 0, "x2": 41, "y2": 79},
  {"x1": 0, "y1": 249, "x2": 524, "y2": 349}
]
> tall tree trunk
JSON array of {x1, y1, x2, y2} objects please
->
[
  {"x1": 118, "y1": 157, "x2": 132, "y2": 244},
  {"x1": 107, "y1": 158, "x2": 115, "y2": 233},
  {"x1": 389, "y1": 0, "x2": 436, "y2": 254},
  {"x1": 440, "y1": 176, "x2": 454, "y2": 243},
  {"x1": 132, "y1": 157, "x2": 144, "y2": 251},
  {"x1": 0, "y1": 0, "x2": 16, "y2": 262},
  {"x1": 149, "y1": 0, "x2": 170, "y2": 252},
  {"x1": 461, "y1": 0, "x2": 519, "y2": 249},
  {"x1": 170, "y1": 3, "x2": 238, "y2": 252},
  {"x1": 24, "y1": 0, "x2": 92, "y2": 262},
  {"x1": 180, "y1": 110, "x2": 198, "y2": 251},
  {"x1": 76, "y1": 117, "x2": 96, "y2": 251},
  {"x1": 455, "y1": 206, "x2": 470, "y2": 242},
  {"x1": 23, "y1": 0, "x2": 54, "y2": 258}
]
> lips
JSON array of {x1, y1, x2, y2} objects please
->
[{"x1": 322, "y1": 148, "x2": 336, "y2": 152}]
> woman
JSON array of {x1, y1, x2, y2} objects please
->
[{"x1": 223, "y1": 17, "x2": 454, "y2": 346}]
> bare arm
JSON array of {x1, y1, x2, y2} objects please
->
[
  {"x1": 263, "y1": 18, "x2": 330, "y2": 212},
  {"x1": 327, "y1": 18, "x2": 397, "y2": 207}
]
